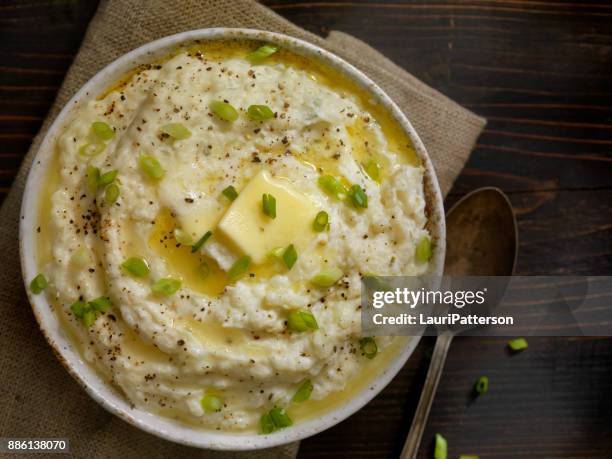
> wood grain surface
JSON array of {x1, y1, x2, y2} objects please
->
[{"x1": 1, "y1": 0, "x2": 611, "y2": 457}]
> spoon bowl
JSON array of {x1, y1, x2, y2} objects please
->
[{"x1": 445, "y1": 187, "x2": 518, "y2": 276}]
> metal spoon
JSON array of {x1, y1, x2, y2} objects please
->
[{"x1": 399, "y1": 187, "x2": 518, "y2": 459}]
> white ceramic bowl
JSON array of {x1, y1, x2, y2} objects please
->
[{"x1": 19, "y1": 28, "x2": 445, "y2": 450}]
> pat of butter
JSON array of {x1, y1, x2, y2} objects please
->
[{"x1": 218, "y1": 170, "x2": 318, "y2": 264}]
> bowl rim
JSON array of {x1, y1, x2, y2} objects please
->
[{"x1": 19, "y1": 27, "x2": 446, "y2": 451}]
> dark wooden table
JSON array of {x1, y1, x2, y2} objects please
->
[{"x1": 2, "y1": 1, "x2": 612, "y2": 457}]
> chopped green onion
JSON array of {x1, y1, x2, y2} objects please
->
[
  {"x1": 260, "y1": 412, "x2": 275, "y2": 434},
  {"x1": 312, "y1": 211, "x2": 329, "y2": 232},
  {"x1": 152, "y1": 278, "x2": 181, "y2": 296},
  {"x1": 458, "y1": 456, "x2": 480, "y2": 459},
  {"x1": 98, "y1": 169, "x2": 118, "y2": 187},
  {"x1": 71, "y1": 247, "x2": 90, "y2": 266},
  {"x1": 200, "y1": 394, "x2": 223, "y2": 413},
  {"x1": 318, "y1": 174, "x2": 347, "y2": 200},
  {"x1": 139, "y1": 155, "x2": 165, "y2": 180},
  {"x1": 86, "y1": 165, "x2": 100, "y2": 192},
  {"x1": 262, "y1": 193, "x2": 277, "y2": 218},
  {"x1": 247, "y1": 104, "x2": 275, "y2": 121},
  {"x1": 292, "y1": 379, "x2": 313, "y2": 403},
  {"x1": 210, "y1": 100, "x2": 239, "y2": 122},
  {"x1": 287, "y1": 310, "x2": 318, "y2": 332},
  {"x1": 364, "y1": 159, "x2": 381, "y2": 182},
  {"x1": 348, "y1": 184, "x2": 368, "y2": 208},
  {"x1": 508, "y1": 337, "x2": 528, "y2": 352},
  {"x1": 104, "y1": 183, "x2": 120, "y2": 204},
  {"x1": 191, "y1": 231, "x2": 212, "y2": 253},
  {"x1": 359, "y1": 337, "x2": 378, "y2": 359},
  {"x1": 196, "y1": 262, "x2": 210, "y2": 279},
  {"x1": 282, "y1": 244, "x2": 297, "y2": 269},
  {"x1": 474, "y1": 376, "x2": 488, "y2": 395},
  {"x1": 247, "y1": 44, "x2": 278, "y2": 63},
  {"x1": 268, "y1": 407, "x2": 293, "y2": 428},
  {"x1": 29, "y1": 273, "x2": 48, "y2": 294},
  {"x1": 222, "y1": 185, "x2": 238, "y2": 201},
  {"x1": 311, "y1": 267, "x2": 343, "y2": 287},
  {"x1": 173, "y1": 228, "x2": 193, "y2": 246},
  {"x1": 161, "y1": 123, "x2": 191, "y2": 140},
  {"x1": 83, "y1": 309, "x2": 97, "y2": 328},
  {"x1": 91, "y1": 121, "x2": 115, "y2": 141},
  {"x1": 228, "y1": 255, "x2": 251, "y2": 281},
  {"x1": 434, "y1": 433, "x2": 448, "y2": 459},
  {"x1": 70, "y1": 300, "x2": 88, "y2": 318},
  {"x1": 415, "y1": 235, "x2": 432, "y2": 263},
  {"x1": 79, "y1": 142, "x2": 106, "y2": 157},
  {"x1": 269, "y1": 247, "x2": 285, "y2": 258},
  {"x1": 362, "y1": 274, "x2": 391, "y2": 291},
  {"x1": 89, "y1": 296, "x2": 112, "y2": 313},
  {"x1": 121, "y1": 257, "x2": 150, "y2": 277}
]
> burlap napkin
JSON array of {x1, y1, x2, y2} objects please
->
[{"x1": 0, "y1": 1, "x2": 485, "y2": 457}]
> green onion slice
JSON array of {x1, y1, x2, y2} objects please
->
[
  {"x1": 98, "y1": 169, "x2": 118, "y2": 187},
  {"x1": 71, "y1": 248, "x2": 90, "y2": 266},
  {"x1": 70, "y1": 300, "x2": 88, "y2": 318},
  {"x1": 91, "y1": 121, "x2": 115, "y2": 141},
  {"x1": 364, "y1": 159, "x2": 381, "y2": 182},
  {"x1": 173, "y1": 228, "x2": 193, "y2": 246},
  {"x1": 152, "y1": 278, "x2": 181, "y2": 296},
  {"x1": 262, "y1": 193, "x2": 277, "y2": 219},
  {"x1": 311, "y1": 267, "x2": 343, "y2": 287},
  {"x1": 474, "y1": 376, "x2": 488, "y2": 395},
  {"x1": 318, "y1": 174, "x2": 347, "y2": 200},
  {"x1": 287, "y1": 310, "x2": 318, "y2": 332},
  {"x1": 359, "y1": 337, "x2": 378, "y2": 359},
  {"x1": 362, "y1": 274, "x2": 391, "y2": 291},
  {"x1": 292, "y1": 379, "x2": 313, "y2": 403},
  {"x1": 508, "y1": 337, "x2": 528, "y2": 352},
  {"x1": 348, "y1": 184, "x2": 368, "y2": 208},
  {"x1": 83, "y1": 310, "x2": 97, "y2": 328},
  {"x1": 196, "y1": 262, "x2": 211, "y2": 279},
  {"x1": 228, "y1": 255, "x2": 251, "y2": 281},
  {"x1": 86, "y1": 165, "x2": 100, "y2": 193},
  {"x1": 269, "y1": 247, "x2": 285, "y2": 258},
  {"x1": 415, "y1": 235, "x2": 433, "y2": 263},
  {"x1": 121, "y1": 257, "x2": 150, "y2": 277},
  {"x1": 191, "y1": 231, "x2": 212, "y2": 253},
  {"x1": 458, "y1": 455, "x2": 480, "y2": 459},
  {"x1": 282, "y1": 244, "x2": 297, "y2": 269},
  {"x1": 260, "y1": 412, "x2": 275, "y2": 434},
  {"x1": 312, "y1": 211, "x2": 329, "y2": 232},
  {"x1": 247, "y1": 104, "x2": 275, "y2": 121},
  {"x1": 210, "y1": 100, "x2": 239, "y2": 122},
  {"x1": 29, "y1": 273, "x2": 48, "y2": 294},
  {"x1": 247, "y1": 44, "x2": 278, "y2": 63},
  {"x1": 268, "y1": 407, "x2": 293, "y2": 428},
  {"x1": 89, "y1": 296, "x2": 112, "y2": 313},
  {"x1": 200, "y1": 394, "x2": 223, "y2": 413},
  {"x1": 161, "y1": 123, "x2": 191, "y2": 140},
  {"x1": 222, "y1": 185, "x2": 238, "y2": 201},
  {"x1": 139, "y1": 155, "x2": 165, "y2": 180},
  {"x1": 434, "y1": 433, "x2": 448, "y2": 459},
  {"x1": 79, "y1": 142, "x2": 106, "y2": 157},
  {"x1": 104, "y1": 183, "x2": 120, "y2": 204}
]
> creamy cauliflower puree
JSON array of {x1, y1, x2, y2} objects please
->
[{"x1": 33, "y1": 41, "x2": 432, "y2": 433}]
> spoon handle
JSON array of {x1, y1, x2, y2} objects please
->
[{"x1": 400, "y1": 332, "x2": 454, "y2": 459}]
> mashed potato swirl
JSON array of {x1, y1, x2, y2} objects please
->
[{"x1": 38, "y1": 42, "x2": 430, "y2": 431}]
